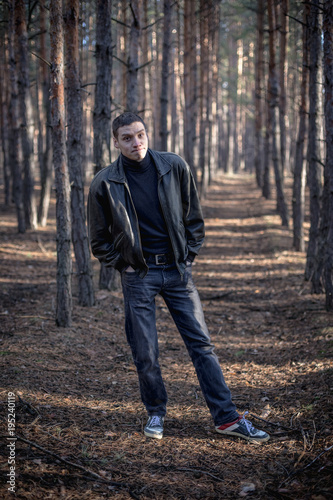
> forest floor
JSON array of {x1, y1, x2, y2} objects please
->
[{"x1": 0, "y1": 173, "x2": 332, "y2": 500}]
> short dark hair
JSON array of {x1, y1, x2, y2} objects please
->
[{"x1": 112, "y1": 112, "x2": 147, "y2": 138}]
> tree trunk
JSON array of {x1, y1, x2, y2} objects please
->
[
  {"x1": 50, "y1": 0, "x2": 72, "y2": 327},
  {"x1": 279, "y1": 0, "x2": 289, "y2": 175},
  {"x1": 170, "y1": 8, "x2": 180, "y2": 154},
  {"x1": 267, "y1": 0, "x2": 289, "y2": 226},
  {"x1": 0, "y1": 36, "x2": 10, "y2": 206},
  {"x1": 288, "y1": 66, "x2": 297, "y2": 173},
  {"x1": 233, "y1": 37, "x2": 241, "y2": 174},
  {"x1": 323, "y1": 0, "x2": 333, "y2": 310},
  {"x1": 64, "y1": 0, "x2": 95, "y2": 307},
  {"x1": 183, "y1": 0, "x2": 198, "y2": 179},
  {"x1": 93, "y1": 0, "x2": 112, "y2": 173},
  {"x1": 262, "y1": 65, "x2": 271, "y2": 201},
  {"x1": 141, "y1": 0, "x2": 151, "y2": 124},
  {"x1": 208, "y1": 2, "x2": 219, "y2": 181},
  {"x1": 93, "y1": 0, "x2": 116, "y2": 291},
  {"x1": 15, "y1": 0, "x2": 37, "y2": 230},
  {"x1": 159, "y1": 0, "x2": 172, "y2": 151},
  {"x1": 216, "y1": 13, "x2": 224, "y2": 172},
  {"x1": 211, "y1": 2, "x2": 220, "y2": 178},
  {"x1": 38, "y1": 0, "x2": 53, "y2": 227},
  {"x1": 225, "y1": 54, "x2": 232, "y2": 175},
  {"x1": 305, "y1": 0, "x2": 322, "y2": 287},
  {"x1": 199, "y1": 0, "x2": 210, "y2": 198},
  {"x1": 292, "y1": 4, "x2": 309, "y2": 252},
  {"x1": 262, "y1": 106, "x2": 271, "y2": 199},
  {"x1": 254, "y1": 0, "x2": 264, "y2": 187},
  {"x1": 227, "y1": 34, "x2": 237, "y2": 175},
  {"x1": 8, "y1": 0, "x2": 25, "y2": 233},
  {"x1": 127, "y1": 0, "x2": 141, "y2": 112},
  {"x1": 121, "y1": 5, "x2": 128, "y2": 114}
]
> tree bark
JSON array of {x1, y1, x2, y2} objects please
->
[
  {"x1": 127, "y1": 0, "x2": 141, "y2": 112},
  {"x1": 292, "y1": 4, "x2": 309, "y2": 252},
  {"x1": 170, "y1": 6, "x2": 180, "y2": 154},
  {"x1": 227, "y1": 34, "x2": 237, "y2": 175},
  {"x1": 254, "y1": 0, "x2": 264, "y2": 187},
  {"x1": 262, "y1": 78, "x2": 271, "y2": 199},
  {"x1": 8, "y1": 0, "x2": 25, "y2": 233},
  {"x1": 183, "y1": 0, "x2": 198, "y2": 179},
  {"x1": 210, "y1": 2, "x2": 220, "y2": 179},
  {"x1": 93, "y1": 0, "x2": 117, "y2": 291},
  {"x1": 323, "y1": 0, "x2": 333, "y2": 310},
  {"x1": 267, "y1": 0, "x2": 289, "y2": 226},
  {"x1": 199, "y1": 0, "x2": 210, "y2": 198},
  {"x1": 279, "y1": 0, "x2": 289, "y2": 176},
  {"x1": 159, "y1": 0, "x2": 172, "y2": 151},
  {"x1": 38, "y1": 0, "x2": 53, "y2": 227},
  {"x1": 225, "y1": 47, "x2": 233, "y2": 175},
  {"x1": 93, "y1": 0, "x2": 112, "y2": 173},
  {"x1": 0, "y1": 31, "x2": 10, "y2": 206},
  {"x1": 305, "y1": 0, "x2": 322, "y2": 286},
  {"x1": 50, "y1": 0, "x2": 72, "y2": 327},
  {"x1": 15, "y1": 0, "x2": 37, "y2": 230},
  {"x1": 233, "y1": 36, "x2": 241, "y2": 174},
  {"x1": 141, "y1": 0, "x2": 150, "y2": 123},
  {"x1": 64, "y1": 0, "x2": 95, "y2": 307}
]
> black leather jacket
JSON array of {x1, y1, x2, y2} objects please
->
[{"x1": 87, "y1": 149, "x2": 205, "y2": 278}]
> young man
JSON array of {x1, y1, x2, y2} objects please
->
[{"x1": 88, "y1": 112, "x2": 269, "y2": 444}]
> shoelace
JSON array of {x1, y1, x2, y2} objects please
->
[
  {"x1": 240, "y1": 411, "x2": 255, "y2": 433},
  {"x1": 149, "y1": 416, "x2": 162, "y2": 427}
]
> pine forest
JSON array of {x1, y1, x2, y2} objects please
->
[{"x1": 0, "y1": 1, "x2": 332, "y2": 499}]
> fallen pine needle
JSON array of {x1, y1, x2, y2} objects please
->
[{"x1": 0, "y1": 434, "x2": 139, "y2": 498}]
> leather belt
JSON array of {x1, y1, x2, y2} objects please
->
[{"x1": 144, "y1": 252, "x2": 174, "y2": 265}]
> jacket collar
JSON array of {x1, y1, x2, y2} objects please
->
[
  {"x1": 107, "y1": 149, "x2": 171, "y2": 183},
  {"x1": 149, "y1": 149, "x2": 172, "y2": 176}
]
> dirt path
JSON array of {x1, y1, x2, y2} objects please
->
[{"x1": 0, "y1": 173, "x2": 332, "y2": 499}]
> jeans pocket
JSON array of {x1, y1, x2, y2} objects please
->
[{"x1": 121, "y1": 269, "x2": 139, "y2": 289}]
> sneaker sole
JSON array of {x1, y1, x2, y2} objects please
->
[
  {"x1": 216, "y1": 429, "x2": 270, "y2": 444},
  {"x1": 144, "y1": 430, "x2": 163, "y2": 439}
]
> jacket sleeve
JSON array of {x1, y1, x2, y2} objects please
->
[
  {"x1": 181, "y1": 162, "x2": 205, "y2": 258},
  {"x1": 87, "y1": 180, "x2": 127, "y2": 272}
]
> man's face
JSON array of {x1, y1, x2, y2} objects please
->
[{"x1": 113, "y1": 122, "x2": 148, "y2": 162}]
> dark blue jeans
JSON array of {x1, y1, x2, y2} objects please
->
[{"x1": 121, "y1": 261, "x2": 238, "y2": 426}]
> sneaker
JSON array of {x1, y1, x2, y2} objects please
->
[
  {"x1": 215, "y1": 412, "x2": 270, "y2": 444},
  {"x1": 144, "y1": 415, "x2": 164, "y2": 439}
]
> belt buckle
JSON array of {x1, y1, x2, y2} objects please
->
[{"x1": 155, "y1": 254, "x2": 165, "y2": 265}]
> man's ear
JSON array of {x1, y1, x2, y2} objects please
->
[{"x1": 113, "y1": 136, "x2": 119, "y2": 149}]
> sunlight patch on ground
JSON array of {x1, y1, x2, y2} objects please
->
[{"x1": 0, "y1": 245, "x2": 56, "y2": 260}]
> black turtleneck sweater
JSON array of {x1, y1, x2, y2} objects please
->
[{"x1": 122, "y1": 152, "x2": 173, "y2": 256}]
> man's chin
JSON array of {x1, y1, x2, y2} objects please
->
[{"x1": 133, "y1": 151, "x2": 147, "y2": 161}]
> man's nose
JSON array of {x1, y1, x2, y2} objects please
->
[{"x1": 133, "y1": 136, "x2": 140, "y2": 146}]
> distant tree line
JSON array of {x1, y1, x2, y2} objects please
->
[{"x1": 0, "y1": 0, "x2": 332, "y2": 324}]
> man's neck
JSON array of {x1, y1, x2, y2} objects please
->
[{"x1": 122, "y1": 151, "x2": 150, "y2": 170}]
